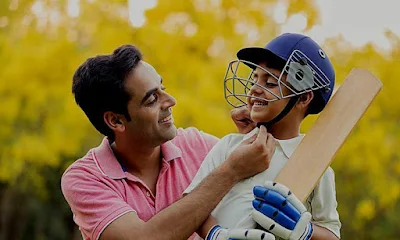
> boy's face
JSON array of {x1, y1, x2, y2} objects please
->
[
  {"x1": 122, "y1": 61, "x2": 177, "y2": 145},
  {"x1": 247, "y1": 62, "x2": 291, "y2": 123}
]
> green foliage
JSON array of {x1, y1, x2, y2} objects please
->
[{"x1": 0, "y1": 0, "x2": 399, "y2": 239}]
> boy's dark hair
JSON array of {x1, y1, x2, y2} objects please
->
[{"x1": 72, "y1": 45, "x2": 143, "y2": 141}]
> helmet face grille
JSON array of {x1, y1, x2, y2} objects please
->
[{"x1": 223, "y1": 50, "x2": 331, "y2": 108}]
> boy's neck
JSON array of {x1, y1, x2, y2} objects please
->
[{"x1": 267, "y1": 119, "x2": 301, "y2": 140}]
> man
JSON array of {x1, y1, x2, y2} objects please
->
[{"x1": 61, "y1": 45, "x2": 275, "y2": 240}]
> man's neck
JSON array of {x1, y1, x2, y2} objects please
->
[{"x1": 111, "y1": 137, "x2": 162, "y2": 177}]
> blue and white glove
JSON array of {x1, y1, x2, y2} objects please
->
[
  {"x1": 251, "y1": 181, "x2": 313, "y2": 240},
  {"x1": 206, "y1": 225, "x2": 275, "y2": 240}
]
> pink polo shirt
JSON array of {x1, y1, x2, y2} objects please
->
[{"x1": 61, "y1": 127, "x2": 218, "y2": 240}]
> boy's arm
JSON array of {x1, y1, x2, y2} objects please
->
[
  {"x1": 307, "y1": 167, "x2": 341, "y2": 239},
  {"x1": 311, "y1": 225, "x2": 338, "y2": 240},
  {"x1": 251, "y1": 168, "x2": 340, "y2": 240}
]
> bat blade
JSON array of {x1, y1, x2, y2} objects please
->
[{"x1": 274, "y1": 68, "x2": 383, "y2": 202}]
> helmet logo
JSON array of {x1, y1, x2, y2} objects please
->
[
  {"x1": 295, "y1": 70, "x2": 304, "y2": 81},
  {"x1": 318, "y1": 49, "x2": 326, "y2": 59},
  {"x1": 287, "y1": 61, "x2": 314, "y2": 91}
]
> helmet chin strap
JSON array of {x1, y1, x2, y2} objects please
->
[{"x1": 256, "y1": 96, "x2": 299, "y2": 129}]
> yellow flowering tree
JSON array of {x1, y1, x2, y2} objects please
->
[{"x1": 0, "y1": 0, "x2": 399, "y2": 239}]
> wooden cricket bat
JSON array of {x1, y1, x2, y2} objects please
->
[{"x1": 274, "y1": 68, "x2": 382, "y2": 202}]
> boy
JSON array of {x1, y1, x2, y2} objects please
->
[{"x1": 184, "y1": 33, "x2": 341, "y2": 240}]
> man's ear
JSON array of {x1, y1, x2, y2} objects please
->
[
  {"x1": 297, "y1": 91, "x2": 314, "y2": 110},
  {"x1": 104, "y1": 111, "x2": 125, "y2": 133}
]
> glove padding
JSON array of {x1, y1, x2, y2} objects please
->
[
  {"x1": 252, "y1": 181, "x2": 313, "y2": 240},
  {"x1": 206, "y1": 225, "x2": 275, "y2": 240}
]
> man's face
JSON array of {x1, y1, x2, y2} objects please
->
[
  {"x1": 123, "y1": 61, "x2": 177, "y2": 146},
  {"x1": 247, "y1": 62, "x2": 291, "y2": 123}
]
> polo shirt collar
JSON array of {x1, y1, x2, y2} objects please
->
[
  {"x1": 93, "y1": 137, "x2": 183, "y2": 179},
  {"x1": 93, "y1": 137, "x2": 126, "y2": 180},
  {"x1": 161, "y1": 140, "x2": 182, "y2": 161},
  {"x1": 243, "y1": 128, "x2": 304, "y2": 158}
]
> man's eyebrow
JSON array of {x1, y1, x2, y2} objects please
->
[
  {"x1": 140, "y1": 77, "x2": 163, "y2": 104},
  {"x1": 141, "y1": 87, "x2": 158, "y2": 105}
]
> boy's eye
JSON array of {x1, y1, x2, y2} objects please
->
[{"x1": 266, "y1": 82, "x2": 278, "y2": 87}]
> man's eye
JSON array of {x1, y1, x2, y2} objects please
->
[{"x1": 147, "y1": 93, "x2": 158, "y2": 105}]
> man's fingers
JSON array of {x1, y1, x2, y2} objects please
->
[
  {"x1": 231, "y1": 105, "x2": 252, "y2": 122},
  {"x1": 254, "y1": 126, "x2": 268, "y2": 145},
  {"x1": 242, "y1": 133, "x2": 258, "y2": 144},
  {"x1": 231, "y1": 106, "x2": 256, "y2": 134},
  {"x1": 266, "y1": 133, "x2": 275, "y2": 153}
]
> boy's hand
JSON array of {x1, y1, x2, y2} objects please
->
[
  {"x1": 231, "y1": 105, "x2": 256, "y2": 134},
  {"x1": 252, "y1": 181, "x2": 313, "y2": 240},
  {"x1": 206, "y1": 225, "x2": 275, "y2": 240},
  {"x1": 225, "y1": 126, "x2": 275, "y2": 181}
]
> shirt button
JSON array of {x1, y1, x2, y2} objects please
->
[{"x1": 146, "y1": 191, "x2": 150, "y2": 197}]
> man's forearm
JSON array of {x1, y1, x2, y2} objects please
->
[
  {"x1": 197, "y1": 215, "x2": 219, "y2": 239},
  {"x1": 142, "y1": 162, "x2": 239, "y2": 240}
]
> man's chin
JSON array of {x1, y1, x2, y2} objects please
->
[{"x1": 163, "y1": 125, "x2": 177, "y2": 141}]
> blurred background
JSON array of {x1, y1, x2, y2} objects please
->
[{"x1": 0, "y1": 0, "x2": 399, "y2": 239}]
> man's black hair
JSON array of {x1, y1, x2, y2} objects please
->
[{"x1": 72, "y1": 45, "x2": 143, "y2": 141}]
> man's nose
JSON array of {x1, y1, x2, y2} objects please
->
[{"x1": 161, "y1": 92, "x2": 177, "y2": 110}]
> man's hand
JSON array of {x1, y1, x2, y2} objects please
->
[
  {"x1": 206, "y1": 225, "x2": 275, "y2": 240},
  {"x1": 224, "y1": 126, "x2": 276, "y2": 181},
  {"x1": 231, "y1": 106, "x2": 256, "y2": 134},
  {"x1": 252, "y1": 181, "x2": 313, "y2": 240}
]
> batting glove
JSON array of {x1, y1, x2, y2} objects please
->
[
  {"x1": 252, "y1": 181, "x2": 313, "y2": 240},
  {"x1": 206, "y1": 225, "x2": 275, "y2": 240}
]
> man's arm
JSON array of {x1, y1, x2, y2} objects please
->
[
  {"x1": 101, "y1": 126, "x2": 275, "y2": 240},
  {"x1": 101, "y1": 163, "x2": 242, "y2": 240},
  {"x1": 196, "y1": 214, "x2": 219, "y2": 238}
]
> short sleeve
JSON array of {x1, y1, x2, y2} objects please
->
[
  {"x1": 61, "y1": 168, "x2": 136, "y2": 240},
  {"x1": 306, "y1": 167, "x2": 341, "y2": 239},
  {"x1": 183, "y1": 136, "x2": 230, "y2": 195}
]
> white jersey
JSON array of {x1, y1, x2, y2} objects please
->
[{"x1": 184, "y1": 128, "x2": 341, "y2": 239}]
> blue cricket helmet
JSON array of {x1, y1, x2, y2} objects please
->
[{"x1": 236, "y1": 33, "x2": 335, "y2": 114}]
